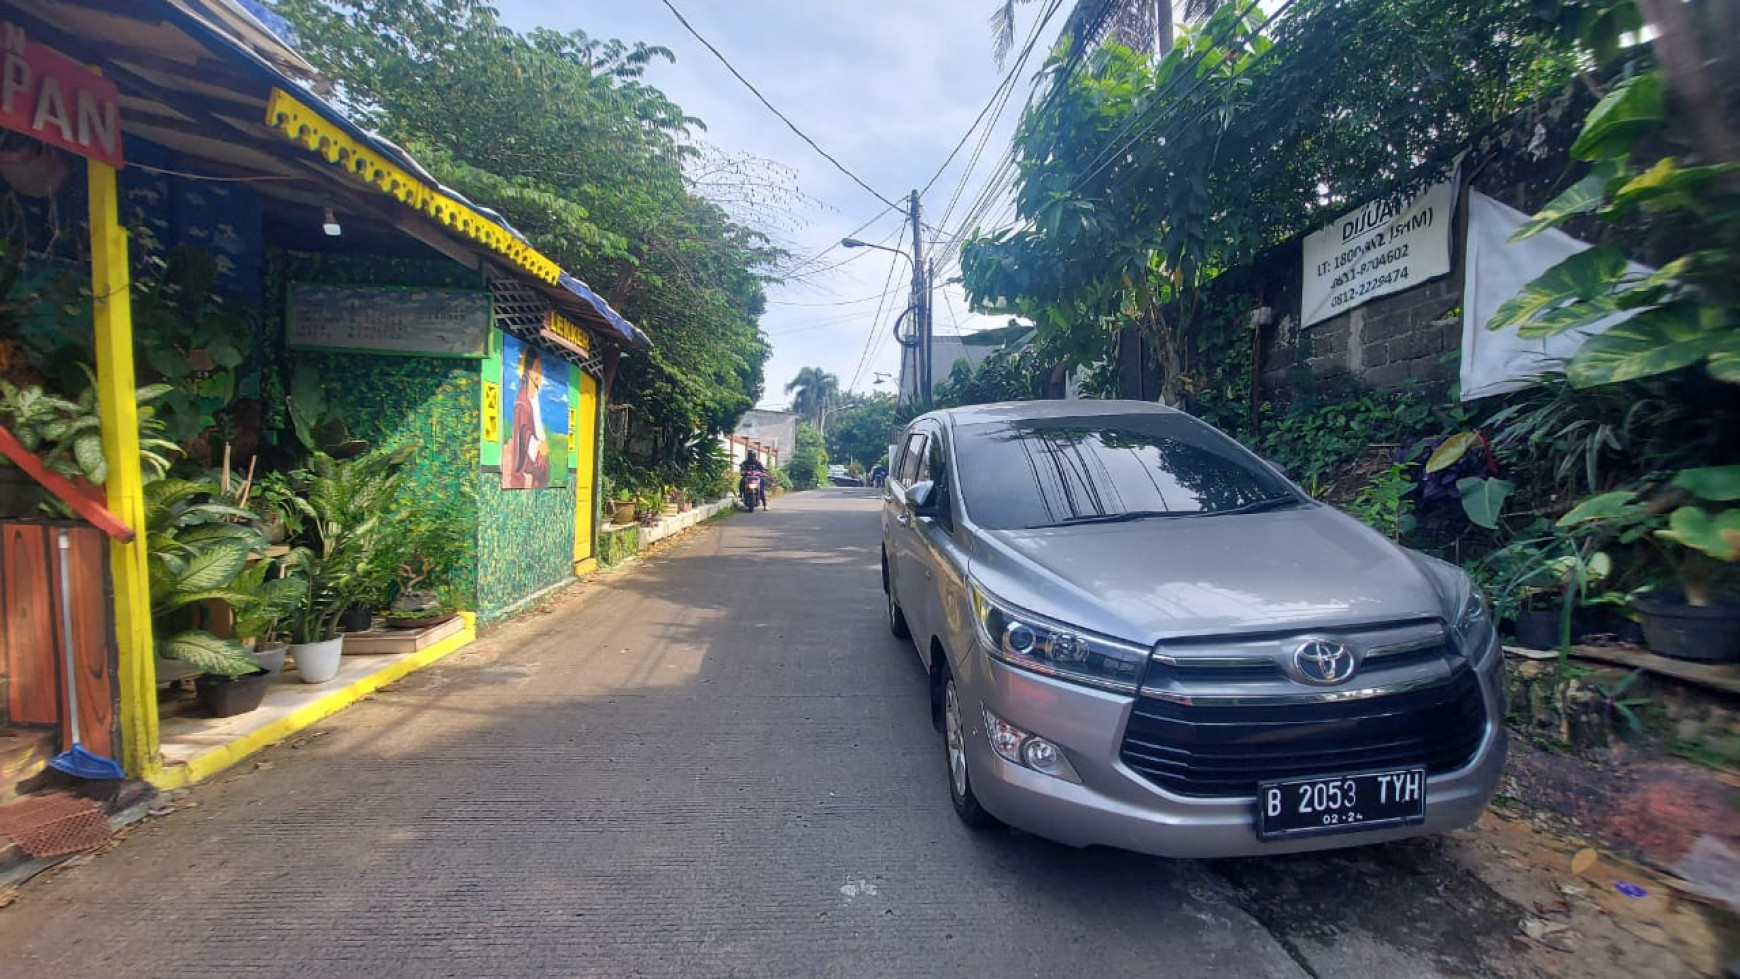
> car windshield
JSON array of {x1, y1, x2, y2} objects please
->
[{"x1": 953, "y1": 413, "x2": 1298, "y2": 530}]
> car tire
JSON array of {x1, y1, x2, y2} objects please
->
[
  {"x1": 942, "y1": 668, "x2": 995, "y2": 829},
  {"x1": 883, "y1": 554, "x2": 911, "y2": 639}
]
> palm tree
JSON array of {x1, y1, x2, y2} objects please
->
[
  {"x1": 785, "y1": 367, "x2": 839, "y2": 427},
  {"x1": 991, "y1": 0, "x2": 1226, "y2": 65}
]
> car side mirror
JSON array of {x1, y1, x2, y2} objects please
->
[{"x1": 909, "y1": 480, "x2": 938, "y2": 516}]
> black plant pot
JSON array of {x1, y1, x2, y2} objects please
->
[
  {"x1": 1511, "y1": 608, "x2": 1565, "y2": 650},
  {"x1": 1633, "y1": 593, "x2": 1740, "y2": 663},
  {"x1": 339, "y1": 605, "x2": 373, "y2": 633},
  {"x1": 195, "y1": 669, "x2": 272, "y2": 718}
]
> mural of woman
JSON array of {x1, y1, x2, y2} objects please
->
[{"x1": 505, "y1": 344, "x2": 550, "y2": 488}]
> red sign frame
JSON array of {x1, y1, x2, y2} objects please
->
[{"x1": 0, "y1": 22, "x2": 123, "y2": 167}]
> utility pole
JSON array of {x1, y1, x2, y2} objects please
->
[{"x1": 905, "y1": 189, "x2": 932, "y2": 406}]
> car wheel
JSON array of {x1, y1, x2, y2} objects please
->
[
  {"x1": 883, "y1": 553, "x2": 911, "y2": 639},
  {"x1": 942, "y1": 670, "x2": 994, "y2": 828}
]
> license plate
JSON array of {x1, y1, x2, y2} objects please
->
[{"x1": 1256, "y1": 767, "x2": 1426, "y2": 841}]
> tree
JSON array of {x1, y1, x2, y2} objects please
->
[
  {"x1": 276, "y1": 0, "x2": 776, "y2": 467},
  {"x1": 990, "y1": 0, "x2": 1225, "y2": 65},
  {"x1": 784, "y1": 367, "x2": 839, "y2": 427},
  {"x1": 784, "y1": 422, "x2": 828, "y2": 490},
  {"x1": 824, "y1": 393, "x2": 899, "y2": 468},
  {"x1": 962, "y1": 0, "x2": 1577, "y2": 403}
]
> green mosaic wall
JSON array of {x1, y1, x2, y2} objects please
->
[
  {"x1": 273, "y1": 252, "x2": 486, "y2": 611},
  {"x1": 477, "y1": 476, "x2": 576, "y2": 621}
]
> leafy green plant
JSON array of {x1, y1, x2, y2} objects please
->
[
  {"x1": 1345, "y1": 461, "x2": 1418, "y2": 541},
  {"x1": 1593, "y1": 668, "x2": 1651, "y2": 735},
  {"x1": 131, "y1": 247, "x2": 250, "y2": 448},
  {"x1": 0, "y1": 375, "x2": 178, "y2": 491},
  {"x1": 279, "y1": 445, "x2": 414, "y2": 644},
  {"x1": 144, "y1": 478, "x2": 267, "y2": 676},
  {"x1": 1558, "y1": 464, "x2": 1740, "y2": 606}
]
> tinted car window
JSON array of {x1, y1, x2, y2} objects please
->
[{"x1": 953, "y1": 414, "x2": 1295, "y2": 530}]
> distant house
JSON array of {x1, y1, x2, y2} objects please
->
[
  {"x1": 724, "y1": 409, "x2": 800, "y2": 469},
  {"x1": 919, "y1": 324, "x2": 1037, "y2": 398}
]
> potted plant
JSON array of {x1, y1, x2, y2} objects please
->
[
  {"x1": 1558, "y1": 467, "x2": 1740, "y2": 662},
  {"x1": 279, "y1": 445, "x2": 413, "y2": 682},
  {"x1": 229, "y1": 555, "x2": 308, "y2": 674},
  {"x1": 142, "y1": 477, "x2": 277, "y2": 715},
  {"x1": 1476, "y1": 529, "x2": 1611, "y2": 650},
  {"x1": 382, "y1": 555, "x2": 458, "y2": 630}
]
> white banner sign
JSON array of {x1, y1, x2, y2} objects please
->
[
  {"x1": 1301, "y1": 180, "x2": 1455, "y2": 327},
  {"x1": 1459, "y1": 192, "x2": 1646, "y2": 401}
]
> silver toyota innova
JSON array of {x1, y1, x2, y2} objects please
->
[{"x1": 880, "y1": 401, "x2": 1505, "y2": 857}]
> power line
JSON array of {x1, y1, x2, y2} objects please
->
[
  {"x1": 657, "y1": 0, "x2": 900, "y2": 211},
  {"x1": 848, "y1": 251, "x2": 906, "y2": 392}
]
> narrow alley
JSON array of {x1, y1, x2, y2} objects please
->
[{"x1": 0, "y1": 491, "x2": 1621, "y2": 979}]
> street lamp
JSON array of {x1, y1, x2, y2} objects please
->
[{"x1": 840, "y1": 238, "x2": 910, "y2": 264}]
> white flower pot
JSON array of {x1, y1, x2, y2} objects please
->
[{"x1": 289, "y1": 638, "x2": 344, "y2": 684}]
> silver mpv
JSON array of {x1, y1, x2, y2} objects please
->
[{"x1": 880, "y1": 401, "x2": 1505, "y2": 858}]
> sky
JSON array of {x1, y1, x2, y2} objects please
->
[{"x1": 493, "y1": 0, "x2": 1056, "y2": 409}]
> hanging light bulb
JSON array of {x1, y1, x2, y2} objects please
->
[{"x1": 322, "y1": 207, "x2": 342, "y2": 237}]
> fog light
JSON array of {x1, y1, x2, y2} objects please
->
[{"x1": 1022, "y1": 738, "x2": 1060, "y2": 771}]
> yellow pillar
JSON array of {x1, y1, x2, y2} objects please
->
[
  {"x1": 573, "y1": 372, "x2": 599, "y2": 575},
  {"x1": 88, "y1": 160, "x2": 158, "y2": 779}
]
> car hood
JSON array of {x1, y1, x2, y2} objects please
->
[{"x1": 972, "y1": 504, "x2": 1446, "y2": 642}]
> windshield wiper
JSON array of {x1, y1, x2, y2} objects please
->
[
  {"x1": 1035, "y1": 509, "x2": 1186, "y2": 528},
  {"x1": 1202, "y1": 495, "x2": 1300, "y2": 517}
]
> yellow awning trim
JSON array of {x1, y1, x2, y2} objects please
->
[{"x1": 265, "y1": 87, "x2": 563, "y2": 285}]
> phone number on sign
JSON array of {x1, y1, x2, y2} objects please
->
[{"x1": 1329, "y1": 266, "x2": 1409, "y2": 309}]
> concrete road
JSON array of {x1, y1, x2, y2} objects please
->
[{"x1": 0, "y1": 490, "x2": 1541, "y2": 979}]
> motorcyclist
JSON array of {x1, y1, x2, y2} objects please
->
[{"x1": 739, "y1": 450, "x2": 770, "y2": 509}]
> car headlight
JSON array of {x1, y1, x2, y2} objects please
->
[
  {"x1": 970, "y1": 583, "x2": 1147, "y2": 693},
  {"x1": 1453, "y1": 585, "x2": 1497, "y2": 662}
]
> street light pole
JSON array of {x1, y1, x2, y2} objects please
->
[{"x1": 842, "y1": 189, "x2": 932, "y2": 407}]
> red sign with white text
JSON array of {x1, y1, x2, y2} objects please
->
[{"x1": 0, "y1": 22, "x2": 123, "y2": 167}]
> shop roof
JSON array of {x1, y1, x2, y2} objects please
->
[{"x1": 6, "y1": 0, "x2": 648, "y2": 349}]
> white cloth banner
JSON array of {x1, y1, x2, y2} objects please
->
[
  {"x1": 1459, "y1": 192, "x2": 1649, "y2": 401},
  {"x1": 1301, "y1": 180, "x2": 1455, "y2": 327}
]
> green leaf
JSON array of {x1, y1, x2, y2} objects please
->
[
  {"x1": 1607, "y1": 159, "x2": 1740, "y2": 216},
  {"x1": 1510, "y1": 163, "x2": 1617, "y2": 241},
  {"x1": 1673, "y1": 466, "x2": 1740, "y2": 502},
  {"x1": 157, "y1": 629, "x2": 258, "y2": 677},
  {"x1": 1487, "y1": 246, "x2": 1627, "y2": 336},
  {"x1": 73, "y1": 433, "x2": 106, "y2": 484},
  {"x1": 1567, "y1": 303, "x2": 1734, "y2": 387},
  {"x1": 1571, "y1": 72, "x2": 1664, "y2": 161},
  {"x1": 1457, "y1": 477, "x2": 1514, "y2": 529},
  {"x1": 1557, "y1": 490, "x2": 1640, "y2": 527},
  {"x1": 1708, "y1": 348, "x2": 1740, "y2": 384},
  {"x1": 1426, "y1": 432, "x2": 1480, "y2": 473},
  {"x1": 171, "y1": 536, "x2": 250, "y2": 592},
  {"x1": 1657, "y1": 506, "x2": 1740, "y2": 563}
]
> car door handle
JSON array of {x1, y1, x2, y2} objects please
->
[
  {"x1": 896, "y1": 513, "x2": 909, "y2": 525},
  {"x1": 924, "y1": 569, "x2": 933, "y2": 579}
]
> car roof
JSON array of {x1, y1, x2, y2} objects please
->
[{"x1": 916, "y1": 399, "x2": 1183, "y2": 429}]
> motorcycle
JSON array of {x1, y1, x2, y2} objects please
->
[{"x1": 740, "y1": 471, "x2": 766, "y2": 512}]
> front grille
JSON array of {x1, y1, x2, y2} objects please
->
[{"x1": 1119, "y1": 667, "x2": 1489, "y2": 798}]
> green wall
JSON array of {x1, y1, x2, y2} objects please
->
[{"x1": 477, "y1": 475, "x2": 576, "y2": 621}]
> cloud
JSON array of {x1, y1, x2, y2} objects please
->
[{"x1": 496, "y1": 0, "x2": 1038, "y2": 406}]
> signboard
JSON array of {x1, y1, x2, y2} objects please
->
[
  {"x1": 287, "y1": 283, "x2": 490, "y2": 358},
  {"x1": 1301, "y1": 180, "x2": 1455, "y2": 327},
  {"x1": 540, "y1": 310, "x2": 591, "y2": 358},
  {"x1": 0, "y1": 23, "x2": 123, "y2": 166}
]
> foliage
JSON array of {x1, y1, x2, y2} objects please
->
[
  {"x1": 1487, "y1": 1, "x2": 1740, "y2": 389},
  {"x1": 962, "y1": 0, "x2": 1576, "y2": 397},
  {"x1": 1343, "y1": 460, "x2": 1418, "y2": 542},
  {"x1": 932, "y1": 344, "x2": 1045, "y2": 408},
  {"x1": 824, "y1": 393, "x2": 899, "y2": 468},
  {"x1": 1557, "y1": 465, "x2": 1740, "y2": 606},
  {"x1": 278, "y1": 445, "x2": 415, "y2": 644},
  {"x1": 278, "y1": 0, "x2": 776, "y2": 464},
  {"x1": 1246, "y1": 386, "x2": 1438, "y2": 489},
  {"x1": 144, "y1": 477, "x2": 268, "y2": 676},
  {"x1": 0, "y1": 375, "x2": 178, "y2": 493},
  {"x1": 784, "y1": 422, "x2": 828, "y2": 490},
  {"x1": 130, "y1": 247, "x2": 250, "y2": 451}
]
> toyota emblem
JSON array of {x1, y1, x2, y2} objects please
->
[{"x1": 1292, "y1": 639, "x2": 1357, "y2": 685}]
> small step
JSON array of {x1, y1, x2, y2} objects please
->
[{"x1": 0, "y1": 728, "x2": 57, "y2": 807}]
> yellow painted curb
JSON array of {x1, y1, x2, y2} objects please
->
[{"x1": 149, "y1": 613, "x2": 477, "y2": 790}]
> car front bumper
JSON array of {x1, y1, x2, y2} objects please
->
[{"x1": 962, "y1": 648, "x2": 1508, "y2": 859}]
